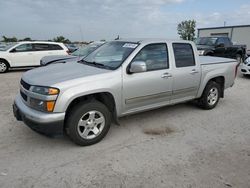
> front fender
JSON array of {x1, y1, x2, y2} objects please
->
[{"x1": 53, "y1": 77, "x2": 122, "y2": 116}]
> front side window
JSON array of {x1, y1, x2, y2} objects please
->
[
  {"x1": 173, "y1": 43, "x2": 195, "y2": 68},
  {"x1": 132, "y1": 43, "x2": 169, "y2": 71},
  {"x1": 216, "y1": 38, "x2": 225, "y2": 45},
  {"x1": 15, "y1": 44, "x2": 32, "y2": 52},
  {"x1": 83, "y1": 41, "x2": 138, "y2": 69},
  {"x1": 14, "y1": 44, "x2": 32, "y2": 52}
]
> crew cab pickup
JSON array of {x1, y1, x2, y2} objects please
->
[
  {"x1": 13, "y1": 39, "x2": 238, "y2": 146},
  {"x1": 196, "y1": 36, "x2": 246, "y2": 63}
]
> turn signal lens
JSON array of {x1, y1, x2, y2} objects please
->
[
  {"x1": 46, "y1": 101, "x2": 56, "y2": 112},
  {"x1": 48, "y1": 88, "x2": 59, "y2": 95}
]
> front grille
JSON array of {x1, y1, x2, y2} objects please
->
[
  {"x1": 20, "y1": 91, "x2": 28, "y2": 101},
  {"x1": 20, "y1": 79, "x2": 31, "y2": 90}
]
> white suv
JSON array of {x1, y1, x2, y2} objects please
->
[{"x1": 0, "y1": 41, "x2": 69, "y2": 73}]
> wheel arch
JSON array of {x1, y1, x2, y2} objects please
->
[
  {"x1": 0, "y1": 58, "x2": 10, "y2": 67},
  {"x1": 198, "y1": 76, "x2": 225, "y2": 98},
  {"x1": 65, "y1": 92, "x2": 118, "y2": 124}
]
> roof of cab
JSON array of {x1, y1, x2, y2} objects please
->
[{"x1": 114, "y1": 38, "x2": 193, "y2": 45}]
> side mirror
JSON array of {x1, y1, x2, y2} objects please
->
[
  {"x1": 129, "y1": 61, "x2": 147, "y2": 73},
  {"x1": 216, "y1": 43, "x2": 225, "y2": 48}
]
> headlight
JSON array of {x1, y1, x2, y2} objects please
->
[
  {"x1": 198, "y1": 50, "x2": 205, "y2": 56},
  {"x1": 31, "y1": 86, "x2": 59, "y2": 95},
  {"x1": 30, "y1": 98, "x2": 56, "y2": 112},
  {"x1": 30, "y1": 86, "x2": 59, "y2": 112}
]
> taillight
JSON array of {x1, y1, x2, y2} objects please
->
[{"x1": 66, "y1": 50, "x2": 70, "y2": 55}]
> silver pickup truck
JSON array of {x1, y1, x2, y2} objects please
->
[{"x1": 13, "y1": 39, "x2": 238, "y2": 146}]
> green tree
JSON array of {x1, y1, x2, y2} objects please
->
[
  {"x1": 53, "y1": 36, "x2": 71, "y2": 43},
  {"x1": 177, "y1": 20, "x2": 196, "y2": 41},
  {"x1": 2, "y1": 36, "x2": 18, "y2": 42},
  {"x1": 20, "y1": 37, "x2": 32, "y2": 41}
]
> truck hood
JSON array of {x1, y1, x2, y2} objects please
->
[
  {"x1": 196, "y1": 45, "x2": 214, "y2": 50},
  {"x1": 22, "y1": 61, "x2": 111, "y2": 86}
]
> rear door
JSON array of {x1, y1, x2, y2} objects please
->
[
  {"x1": 32, "y1": 43, "x2": 53, "y2": 65},
  {"x1": 49, "y1": 44, "x2": 67, "y2": 55},
  {"x1": 123, "y1": 43, "x2": 173, "y2": 113},
  {"x1": 171, "y1": 43, "x2": 201, "y2": 103},
  {"x1": 9, "y1": 43, "x2": 34, "y2": 67}
]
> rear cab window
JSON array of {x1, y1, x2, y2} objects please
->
[{"x1": 172, "y1": 43, "x2": 195, "y2": 68}]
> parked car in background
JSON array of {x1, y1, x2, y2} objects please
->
[
  {"x1": 65, "y1": 43, "x2": 78, "y2": 53},
  {"x1": 13, "y1": 39, "x2": 238, "y2": 146},
  {"x1": 0, "y1": 43, "x2": 6, "y2": 50},
  {"x1": 0, "y1": 41, "x2": 68, "y2": 73},
  {"x1": 196, "y1": 36, "x2": 246, "y2": 63},
  {"x1": 241, "y1": 57, "x2": 250, "y2": 76},
  {"x1": 40, "y1": 41, "x2": 105, "y2": 66}
]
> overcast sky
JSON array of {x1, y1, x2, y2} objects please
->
[{"x1": 0, "y1": 0, "x2": 250, "y2": 41}]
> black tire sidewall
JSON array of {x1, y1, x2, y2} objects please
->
[
  {"x1": 200, "y1": 81, "x2": 221, "y2": 109},
  {"x1": 66, "y1": 100, "x2": 111, "y2": 146},
  {"x1": 0, "y1": 61, "x2": 8, "y2": 73}
]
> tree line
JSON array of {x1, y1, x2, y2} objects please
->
[
  {"x1": 1, "y1": 35, "x2": 72, "y2": 43},
  {"x1": 1, "y1": 20, "x2": 196, "y2": 43}
]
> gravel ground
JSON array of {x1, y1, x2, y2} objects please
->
[{"x1": 0, "y1": 70, "x2": 249, "y2": 188}]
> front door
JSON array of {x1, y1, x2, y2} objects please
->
[
  {"x1": 9, "y1": 43, "x2": 34, "y2": 67},
  {"x1": 122, "y1": 43, "x2": 173, "y2": 114}
]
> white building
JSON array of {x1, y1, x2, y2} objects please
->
[{"x1": 198, "y1": 25, "x2": 250, "y2": 55}]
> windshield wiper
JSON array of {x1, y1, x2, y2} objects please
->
[{"x1": 79, "y1": 59, "x2": 112, "y2": 69}]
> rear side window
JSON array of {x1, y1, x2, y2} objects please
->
[
  {"x1": 33, "y1": 43, "x2": 50, "y2": 51},
  {"x1": 173, "y1": 43, "x2": 195, "y2": 68},
  {"x1": 132, "y1": 43, "x2": 169, "y2": 71},
  {"x1": 49, "y1": 44, "x2": 63, "y2": 50}
]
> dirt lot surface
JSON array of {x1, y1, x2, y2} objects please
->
[{"x1": 0, "y1": 70, "x2": 249, "y2": 188}]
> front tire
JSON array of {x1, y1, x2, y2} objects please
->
[
  {"x1": 198, "y1": 81, "x2": 221, "y2": 110},
  {"x1": 66, "y1": 100, "x2": 111, "y2": 146},
  {"x1": 0, "y1": 61, "x2": 9, "y2": 73}
]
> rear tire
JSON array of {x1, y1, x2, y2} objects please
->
[
  {"x1": 0, "y1": 61, "x2": 9, "y2": 73},
  {"x1": 197, "y1": 81, "x2": 221, "y2": 110},
  {"x1": 65, "y1": 100, "x2": 111, "y2": 146}
]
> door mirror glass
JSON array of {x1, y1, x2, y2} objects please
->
[{"x1": 130, "y1": 61, "x2": 147, "y2": 73}]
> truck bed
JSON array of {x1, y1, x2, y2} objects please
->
[{"x1": 200, "y1": 56, "x2": 236, "y2": 65}]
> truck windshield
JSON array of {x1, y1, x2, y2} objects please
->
[
  {"x1": 71, "y1": 43, "x2": 104, "y2": 57},
  {"x1": 83, "y1": 41, "x2": 138, "y2": 70},
  {"x1": 196, "y1": 37, "x2": 217, "y2": 46}
]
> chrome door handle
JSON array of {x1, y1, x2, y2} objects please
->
[
  {"x1": 161, "y1": 72, "x2": 172, "y2": 78},
  {"x1": 190, "y1": 69, "x2": 199, "y2": 75}
]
